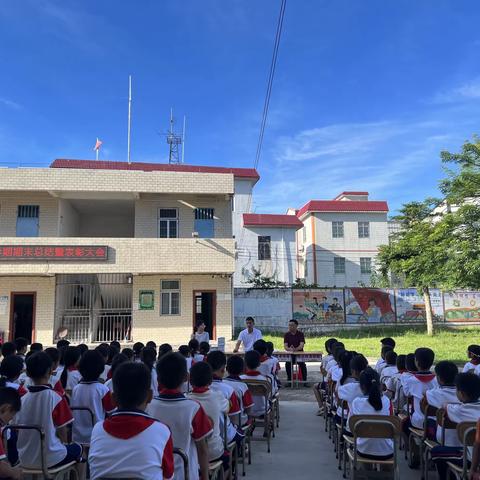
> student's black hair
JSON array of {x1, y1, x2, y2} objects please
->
[
  {"x1": 29, "y1": 342, "x2": 43, "y2": 352},
  {"x1": 435, "y1": 361, "x2": 458, "y2": 386},
  {"x1": 0, "y1": 355, "x2": 24, "y2": 381},
  {"x1": 95, "y1": 344, "x2": 109, "y2": 360},
  {"x1": 289, "y1": 319, "x2": 299, "y2": 326},
  {"x1": 245, "y1": 350, "x2": 261, "y2": 370},
  {"x1": 206, "y1": 351, "x2": 226, "y2": 372},
  {"x1": 107, "y1": 345, "x2": 120, "y2": 365},
  {"x1": 455, "y1": 373, "x2": 480, "y2": 401},
  {"x1": 396, "y1": 354, "x2": 407, "y2": 371},
  {"x1": 333, "y1": 345, "x2": 346, "y2": 363},
  {"x1": 157, "y1": 352, "x2": 188, "y2": 389},
  {"x1": 132, "y1": 342, "x2": 145, "y2": 356},
  {"x1": 325, "y1": 338, "x2": 338, "y2": 354},
  {"x1": 226, "y1": 355, "x2": 245, "y2": 376},
  {"x1": 405, "y1": 353, "x2": 418, "y2": 372},
  {"x1": 385, "y1": 350, "x2": 398, "y2": 366},
  {"x1": 190, "y1": 361, "x2": 213, "y2": 388},
  {"x1": 381, "y1": 337, "x2": 396, "y2": 348},
  {"x1": 121, "y1": 347, "x2": 134, "y2": 360},
  {"x1": 199, "y1": 342, "x2": 210, "y2": 355},
  {"x1": 350, "y1": 354, "x2": 368, "y2": 375},
  {"x1": 158, "y1": 343, "x2": 173, "y2": 359},
  {"x1": 0, "y1": 385, "x2": 21, "y2": 413},
  {"x1": 56, "y1": 339, "x2": 70, "y2": 349},
  {"x1": 178, "y1": 345, "x2": 190, "y2": 358},
  {"x1": 381, "y1": 345, "x2": 393, "y2": 359},
  {"x1": 339, "y1": 350, "x2": 355, "y2": 385},
  {"x1": 468, "y1": 345, "x2": 480, "y2": 358},
  {"x1": 14, "y1": 337, "x2": 28, "y2": 352},
  {"x1": 25, "y1": 351, "x2": 35, "y2": 363},
  {"x1": 60, "y1": 346, "x2": 81, "y2": 388},
  {"x1": 110, "y1": 353, "x2": 129, "y2": 377},
  {"x1": 253, "y1": 339, "x2": 267, "y2": 356},
  {"x1": 245, "y1": 317, "x2": 255, "y2": 324},
  {"x1": 188, "y1": 339, "x2": 199, "y2": 355},
  {"x1": 1, "y1": 342, "x2": 16, "y2": 358},
  {"x1": 141, "y1": 347, "x2": 157, "y2": 371},
  {"x1": 110, "y1": 341, "x2": 121, "y2": 351},
  {"x1": 415, "y1": 347, "x2": 435, "y2": 371},
  {"x1": 44, "y1": 347, "x2": 60, "y2": 367},
  {"x1": 77, "y1": 344, "x2": 89, "y2": 356},
  {"x1": 359, "y1": 367, "x2": 383, "y2": 411},
  {"x1": 146, "y1": 341, "x2": 157, "y2": 351},
  {"x1": 79, "y1": 350, "x2": 105, "y2": 382},
  {"x1": 113, "y1": 362, "x2": 151, "y2": 409},
  {"x1": 26, "y1": 352, "x2": 53, "y2": 381},
  {"x1": 265, "y1": 341, "x2": 274, "y2": 357}
]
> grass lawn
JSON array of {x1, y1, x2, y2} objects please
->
[{"x1": 264, "y1": 325, "x2": 480, "y2": 363}]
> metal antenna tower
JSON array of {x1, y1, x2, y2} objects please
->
[{"x1": 166, "y1": 108, "x2": 185, "y2": 164}]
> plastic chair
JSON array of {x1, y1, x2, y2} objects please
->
[
  {"x1": 446, "y1": 422, "x2": 476, "y2": 480},
  {"x1": 174, "y1": 447, "x2": 189, "y2": 480},
  {"x1": 2, "y1": 424, "x2": 79, "y2": 480}
]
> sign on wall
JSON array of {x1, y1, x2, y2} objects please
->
[
  {"x1": 444, "y1": 291, "x2": 480, "y2": 322},
  {"x1": 139, "y1": 290, "x2": 155, "y2": 310},
  {"x1": 292, "y1": 289, "x2": 345, "y2": 324},
  {"x1": 345, "y1": 288, "x2": 395, "y2": 324},
  {"x1": 395, "y1": 288, "x2": 444, "y2": 322},
  {"x1": 0, "y1": 246, "x2": 108, "y2": 261}
]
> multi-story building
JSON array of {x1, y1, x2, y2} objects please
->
[
  {"x1": 296, "y1": 191, "x2": 389, "y2": 286},
  {"x1": 0, "y1": 159, "x2": 259, "y2": 345}
]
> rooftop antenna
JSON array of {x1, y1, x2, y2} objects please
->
[
  {"x1": 127, "y1": 75, "x2": 132, "y2": 164},
  {"x1": 166, "y1": 108, "x2": 183, "y2": 164}
]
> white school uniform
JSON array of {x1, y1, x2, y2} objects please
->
[
  {"x1": 65, "y1": 368, "x2": 82, "y2": 391},
  {"x1": 322, "y1": 354, "x2": 333, "y2": 371},
  {"x1": 425, "y1": 386, "x2": 459, "y2": 446},
  {"x1": 224, "y1": 376, "x2": 255, "y2": 425},
  {"x1": 6, "y1": 381, "x2": 27, "y2": 397},
  {"x1": 71, "y1": 381, "x2": 115, "y2": 445},
  {"x1": 463, "y1": 361, "x2": 477, "y2": 373},
  {"x1": 193, "y1": 353, "x2": 205, "y2": 363},
  {"x1": 375, "y1": 358, "x2": 386, "y2": 374},
  {"x1": 104, "y1": 378, "x2": 113, "y2": 393},
  {"x1": 147, "y1": 389, "x2": 213, "y2": 480},
  {"x1": 326, "y1": 359, "x2": 337, "y2": 375},
  {"x1": 259, "y1": 356, "x2": 279, "y2": 393},
  {"x1": 15, "y1": 385, "x2": 74, "y2": 468},
  {"x1": 446, "y1": 401, "x2": 480, "y2": 460},
  {"x1": 211, "y1": 377, "x2": 242, "y2": 442},
  {"x1": 338, "y1": 380, "x2": 362, "y2": 430},
  {"x1": 240, "y1": 371, "x2": 269, "y2": 417},
  {"x1": 89, "y1": 410, "x2": 174, "y2": 480},
  {"x1": 403, "y1": 372, "x2": 438, "y2": 428},
  {"x1": 335, "y1": 377, "x2": 356, "y2": 418},
  {"x1": 380, "y1": 366, "x2": 398, "y2": 385},
  {"x1": 99, "y1": 364, "x2": 111, "y2": 382},
  {"x1": 351, "y1": 395, "x2": 394, "y2": 457}
]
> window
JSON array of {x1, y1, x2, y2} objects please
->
[
  {"x1": 304, "y1": 258, "x2": 308, "y2": 277},
  {"x1": 332, "y1": 221, "x2": 344, "y2": 238},
  {"x1": 158, "y1": 209, "x2": 178, "y2": 238},
  {"x1": 16, "y1": 205, "x2": 39, "y2": 237},
  {"x1": 258, "y1": 236, "x2": 271, "y2": 260},
  {"x1": 358, "y1": 221, "x2": 370, "y2": 238},
  {"x1": 161, "y1": 280, "x2": 180, "y2": 315},
  {"x1": 360, "y1": 257, "x2": 372, "y2": 274},
  {"x1": 302, "y1": 227, "x2": 307, "y2": 243},
  {"x1": 334, "y1": 257, "x2": 346, "y2": 274},
  {"x1": 194, "y1": 208, "x2": 215, "y2": 238}
]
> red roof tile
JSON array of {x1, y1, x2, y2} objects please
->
[
  {"x1": 50, "y1": 159, "x2": 260, "y2": 180},
  {"x1": 297, "y1": 200, "x2": 388, "y2": 218},
  {"x1": 243, "y1": 214, "x2": 303, "y2": 229}
]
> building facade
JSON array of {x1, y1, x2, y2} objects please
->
[
  {"x1": 0, "y1": 159, "x2": 258, "y2": 345},
  {"x1": 296, "y1": 192, "x2": 389, "y2": 287}
]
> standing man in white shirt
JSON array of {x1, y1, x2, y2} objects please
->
[{"x1": 233, "y1": 317, "x2": 262, "y2": 353}]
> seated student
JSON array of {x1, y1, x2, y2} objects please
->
[
  {"x1": 29, "y1": 343, "x2": 43, "y2": 353},
  {"x1": 403, "y1": 348, "x2": 437, "y2": 431},
  {"x1": 425, "y1": 360, "x2": 459, "y2": 445},
  {"x1": 179, "y1": 345, "x2": 193, "y2": 370},
  {"x1": 0, "y1": 383, "x2": 22, "y2": 479},
  {"x1": 334, "y1": 351, "x2": 357, "y2": 422},
  {"x1": 327, "y1": 344, "x2": 346, "y2": 382},
  {"x1": 470, "y1": 418, "x2": 480, "y2": 480},
  {"x1": 224, "y1": 355, "x2": 254, "y2": 426},
  {"x1": 132, "y1": 342, "x2": 145, "y2": 363},
  {"x1": 338, "y1": 354, "x2": 369, "y2": 432},
  {"x1": 89, "y1": 362, "x2": 174, "y2": 480},
  {"x1": 313, "y1": 338, "x2": 338, "y2": 415},
  {"x1": 199, "y1": 342, "x2": 210, "y2": 360},
  {"x1": 110, "y1": 340, "x2": 121, "y2": 351},
  {"x1": 0, "y1": 356, "x2": 27, "y2": 397},
  {"x1": 146, "y1": 341, "x2": 157, "y2": 353},
  {"x1": 141, "y1": 347, "x2": 158, "y2": 395},
  {"x1": 121, "y1": 347, "x2": 134, "y2": 361},
  {"x1": 375, "y1": 346, "x2": 394, "y2": 376},
  {"x1": 374, "y1": 337, "x2": 396, "y2": 373},
  {"x1": 265, "y1": 341, "x2": 280, "y2": 375},
  {"x1": 94, "y1": 345, "x2": 110, "y2": 383},
  {"x1": 321, "y1": 338, "x2": 338, "y2": 374},
  {"x1": 44, "y1": 347, "x2": 66, "y2": 396},
  {"x1": 351, "y1": 368, "x2": 394, "y2": 461},
  {"x1": 60, "y1": 346, "x2": 82, "y2": 394},
  {"x1": 380, "y1": 350, "x2": 398, "y2": 386},
  {"x1": 71, "y1": 350, "x2": 115, "y2": 446},
  {"x1": 0, "y1": 344, "x2": 16, "y2": 360},
  {"x1": 252, "y1": 340, "x2": 278, "y2": 392},
  {"x1": 187, "y1": 362, "x2": 229, "y2": 464},
  {"x1": 146, "y1": 352, "x2": 212, "y2": 480},
  {"x1": 77, "y1": 344, "x2": 89, "y2": 357},
  {"x1": 15, "y1": 352, "x2": 84, "y2": 472},
  {"x1": 326, "y1": 342, "x2": 345, "y2": 378},
  {"x1": 431, "y1": 373, "x2": 480, "y2": 480},
  {"x1": 463, "y1": 345, "x2": 480, "y2": 373},
  {"x1": 104, "y1": 353, "x2": 128, "y2": 393},
  {"x1": 13, "y1": 339, "x2": 28, "y2": 363},
  {"x1": 385, "y1": 354, "x2": 406, "y2": 403},
  {"x1": 240, "y1": 351, "x2": 269, "y2": 418},
  {"x1": 188, "y1": 339, "x2": 203, "y2": 364},
  {"x1": 158, "y1": 343, "x2": 173, "y2": 360},
  {"x1": 105, "y1": 345, "x2": 120, "y2": 380}
]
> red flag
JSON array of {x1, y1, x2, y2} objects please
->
[{"x1": 94, "y1": 138, "x2": 103, "y2": 151}]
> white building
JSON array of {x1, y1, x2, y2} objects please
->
[{"x1": 296, "y1": 191, "x2": 389, "y2": 287}]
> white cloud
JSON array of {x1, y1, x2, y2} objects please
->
[
  {"x1": 0, "y1": 98, "x2": 22, "y2": 110},
  {"x1": 432, "y1": 78, "x2": 480, "y2": 104}
]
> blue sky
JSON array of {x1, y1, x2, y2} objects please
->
[{"x1": 1, "y1": 1, "x2": 480, "y2": 215}]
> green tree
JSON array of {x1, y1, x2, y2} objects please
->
[{"x1": 246, "y1": 267, "x2": 287, "y2": 289}]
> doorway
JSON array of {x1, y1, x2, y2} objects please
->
[
  {"x1": 10, "y1": 293, "x2": 36, "y2": 343},
  {"x1": 193, "y1": 291, "x2": 216, "y2": 340}
]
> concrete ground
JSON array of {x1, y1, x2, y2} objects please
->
[{"x1": 244, "y1": 366, "x2": 425, "y2": 480}]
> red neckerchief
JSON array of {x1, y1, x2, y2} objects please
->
[
  {"x1": 159, "y1": 388, "x2": 181, "y2": 395},
  {"x1": 67, "y1": 366, "x2": 78, "y2": 372},
  {"x1": 213, "y1": 374, "x2": 223, "y2": 381},
  {"x1": 398, "y1": 369, "x2": 407, "y2": 374},
  {"x1": 226, "y1": 375, "x2": 241, "y2": 380},
  {"x1": 191, "y1": 386, "x2": 209, "y2": 394},
  {"x1": 260, "y1": 355, "x2": 269, "y2": 362},
  {"x1": 414, "y1": 372, "x2": 436, "y2": 383},
  {"x1": 245, "y1": 370, "x2": 261, "y2": 376},
  {"x1": 103, "y1": 410, "x2": 156, "y2": 439}
]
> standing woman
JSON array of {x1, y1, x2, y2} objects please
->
[{"x1": 192, "y1": 321, "x2": 210, "y2": 344}]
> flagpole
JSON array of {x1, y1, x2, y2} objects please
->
[
  {"x1": 96, "y1": 147, "x2": 99, "y2": 161},
  {"x1": 127, "y1": 75, "x2": 132, "y2": 164}
]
